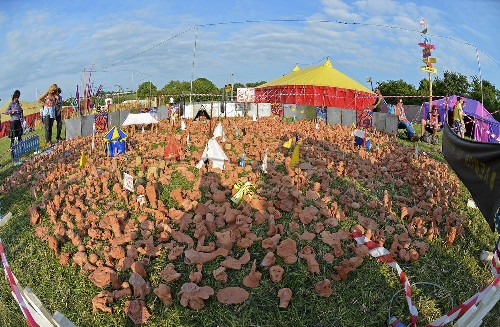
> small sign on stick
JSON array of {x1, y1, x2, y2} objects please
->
[{"x1": 123, "y1": 172, "x2": 134, "y2": 192}]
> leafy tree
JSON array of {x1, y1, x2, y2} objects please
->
[
  {"x1": 136, "y1": 81, "x2": 157, "y2": 99},
  {"x1": 159, "y1": 80, "x2": 191, "y2": 103},
  {"x1": 191, "y1": 78, "x2": 220, "y2": 102},
  {"x1": 469, "y1": 76, "x2": 500, "y2": 119},
  {"x1": 378, "y1": 79, "x2": 419, "y2": 105},
  {"x1": 246, "y1": 81, "x2": 267, "y2": 88},
  {"x1": 432, "y1": 71, "x2": 470, "y2": 97}
]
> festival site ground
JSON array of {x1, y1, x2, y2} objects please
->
[{"x1": 0, "y1": 116, "x2": 499, "y2": 327}]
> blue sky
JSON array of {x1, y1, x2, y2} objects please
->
[{"x1": 0, "y1": 0, "x2": 499, "y2": 104}]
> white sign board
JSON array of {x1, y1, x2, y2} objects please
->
[
  {"x1": 123, "y1": 172, "x2": 134, "y2": 192},
  {"x1": 237, "y1": 88, "x2": 255, "y2": 103}
]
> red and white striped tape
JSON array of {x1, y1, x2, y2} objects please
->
[
  {"x1": 492, "y1": 247, "x2": 500, "y2": 277},
  {"x1": 473, "y1": 121, "x2": 500, "y2": 143},
  {"x1": 351, "y1": 230, "x2": 419, "y2": 327},
  {"x1": 351, "y1": 227, "x2": 500, "y2": 326},
  {"x1": 0, "y1": 239, "x2": 38, "y2": 327},
  {"x1": 427, "y1": 275, "x2": 500, "y2": 326}
]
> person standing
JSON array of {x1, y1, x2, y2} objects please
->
[
  {"x1": 4, "y1": 90, "x2": 24, "y2": 147},
  {"x1": 38, "y1": 84, "x2": 59, "y2": 146},
  {"x1": 55, "y1": 87, "x2": 63, "y2": 141},
  {"x1": 452, "y1": 97, "x2": 465, "y2": 138},
  {"x1": 395, "y1": 98, "x2": 419, "y2": 141},
  {"x1": 371, "y1": 88, "x2": 383, "y2": 112}
]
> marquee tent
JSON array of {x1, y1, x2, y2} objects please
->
[
  {"x1": 104, "y1": 126, "x2": 128, "y2": 157},
  {"x1": 121, "y1": 113, "x2": 159, "y2": 126},
  {"x1": 422, "y1": 95, "x2": 500, "y2": 143},
  {"x1": 254, "y1": 58, "x2": 375, "y2": 110}
]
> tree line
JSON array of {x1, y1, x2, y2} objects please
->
[{"x1": 102, "y1": 70, "x2": 499, "y2": 120}]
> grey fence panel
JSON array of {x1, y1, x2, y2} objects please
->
[
  {"x1": 327, "y1": 108, "x2": 342, "y2": 125},
  {"x1": 283, "y1": 104, "x2": 295, "y2": 118},
  {"x1": 157, "y1": 106, "x2": 169, "y2": 120},
  {"x1": 108, "y1": 112, "x2": 121, "y2": 129},
  {"x1": 119, "y1": 110, "x2": 130, "y2": 126},
  {"x1": 386, "y1": 114, "x2": 399, "y2": 135},
  {"x1": 65, "y1": 117, "x2": 82, "y2": 139},
  {"x1": 81, "y1": 115, "x2": 94, "y2": 137},
  {"x1": 295, "y1": 105, "x2": 306, "y2": 121},
  {"x1": 373, "y1": 112, "x2": 387, "y2": 132},
  {"x1": 341, "y1": 109, "x2": 356, "y2": 126}
]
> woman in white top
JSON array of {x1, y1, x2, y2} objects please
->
[{"x1": 38, "y1": 84, "x2": 59, "y2": 145}]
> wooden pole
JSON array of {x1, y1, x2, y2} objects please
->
[{"x1": 422, "y1": 72, "x2": 433, "y2": 137}]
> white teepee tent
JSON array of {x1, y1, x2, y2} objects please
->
[
  {"x1": 195, "y1": 138, "x2": 229, "y2": 170},
  {"x1": 213, "y1": 122, "x2": 224, "y2": 138}
]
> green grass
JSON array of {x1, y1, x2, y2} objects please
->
[{"x1": 0, "y1": 122, "x2": 499, "y2": 327}]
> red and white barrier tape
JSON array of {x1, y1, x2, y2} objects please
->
[
  {"x1": 352, "y1": 227, "x2": 500, "y2": 326},
  {"x1": 351, "y1": 230, "x2": 419, "y2": 327},
  {"x1": 492, "y1": 247, "x2": 500, "y2": 277},
  {"x1": 473, "y1": 121, "x2": 500, "y2": 143},
  {"x1": 0, "y1": 239, "x2": 38, "y2": 327},
  {"x1": 427, "y1": 275, "x2": 500, "y2": 326}
]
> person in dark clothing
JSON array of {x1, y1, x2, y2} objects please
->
[
  {"x1": 4, "y1": 90, "x2": 24, "y2": 147},
  {"x1": 55, "y1": 87, "x2": 64, "y2": 141},
  {"x1": 371, "y1": 88, "x2": 382, "y2": 112}
]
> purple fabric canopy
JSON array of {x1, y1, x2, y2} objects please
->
[{"x1": 422, "y1": 95, "x2": 500, "y2": 143}]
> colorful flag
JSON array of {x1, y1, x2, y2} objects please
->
[
  {"x1": 231, "y1": 181, "x2": 254, "y2": 205},
  {"x1": 79, "y1": 151, "x2": 87, "y2": 168},
  {"x1": 290, "y1": 144, "x2": 300, "y2": 166},
  {"x1": 283, "y1": 138, "x2": 292, "y2": 149}
]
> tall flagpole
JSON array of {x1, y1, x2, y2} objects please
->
[{"x1": 190, "y1": 26, "x2": 198, "y2": 106}]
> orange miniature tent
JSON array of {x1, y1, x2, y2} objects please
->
[
  {"x1": 163, "y1": 137, "x2": 183, "y2": 160},
  {"x1": 254, "y1": 58, "x2": 375, "y2": 110}
]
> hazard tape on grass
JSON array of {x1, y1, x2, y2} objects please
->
[{"x1": 0, "y1": 239, "x2": 38, "y2": 327}]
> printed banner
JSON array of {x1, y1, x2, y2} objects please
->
[
  {"x1": 236, "y1": 88, "x2": 255, "y2": 103},
  {"x1": 94, "y1": 113, "x2": 108, "y2": 133},
  {"x1": 442, "y1": 123, "x2": 500, "y2": 230}
]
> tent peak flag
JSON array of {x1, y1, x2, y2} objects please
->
[{"x1": 323, "y1": 58, "x2": 333, "y2": 68}]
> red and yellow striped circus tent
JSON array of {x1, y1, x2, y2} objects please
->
[{"x1": 254, "y1": 58, "x2": 375, "y2": 110}]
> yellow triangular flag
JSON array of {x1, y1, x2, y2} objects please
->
[
  {"x1": 290, "y1": 144, "x2": 300, "y2": 166},
  {"x1": 79, "y1": 151, "x2": 87, "y2": 168},
  {"x1": 283, "y1": 138, "x2": 292, "y2": 149}
]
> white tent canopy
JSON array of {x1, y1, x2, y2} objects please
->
[
  {"x1": 121, "y1": 113, "x2": 159, "y2": 126},
  {"x1": 195, "y1": 138, "x2": 229, "y2": 170},
  {"x1": 213, "y1": 122, "x2": 224, "y2": 138}
]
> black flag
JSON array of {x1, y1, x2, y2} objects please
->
[{"x1": 442, "y1": 123, "x2": 500, "y2": 230}]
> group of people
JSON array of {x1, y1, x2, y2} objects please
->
[
  {"x1": 3, "y1": 84, "x2": 64, "y2": 148},
  {"x1": 37, "y1": 83, "x2": 64, "y2": 146},
  {"x1": 371, "y1": 88, "x2": 466, "y2": 143}
]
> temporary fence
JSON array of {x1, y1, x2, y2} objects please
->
[
  {"x1": 350, "y1": 228, "x2": 500, "y2": 327},
  {"x1": 0, "y1": 239, "x2": 75, "y2": 327}
]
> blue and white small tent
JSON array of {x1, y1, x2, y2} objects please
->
[{"x1": 104, "y1": 126, "x2": 128, "y2": 157}]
